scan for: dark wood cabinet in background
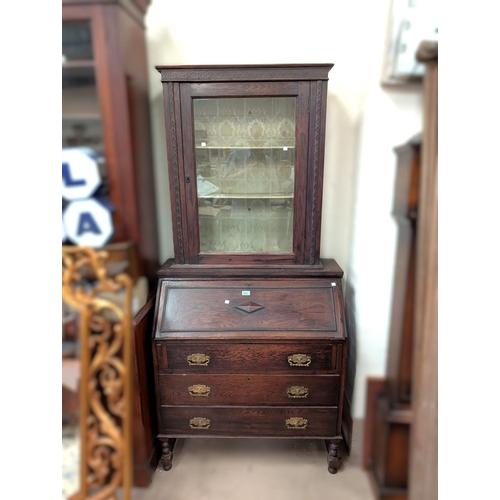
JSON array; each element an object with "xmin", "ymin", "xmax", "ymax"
[
  {"xmin": 62, "ymin": 0, "xmax": 159, "ymax": 283},
  {"xmin": 364, "ymin": 42, "xmax": 438, "ymax": 499},
  {"xmin": 363, "ymin": 134, "xmax": 421, "ymax": 500},
  {"xmin": 62, "ymin": 0, "xmax": 160, "ymax": 487},
  {"xmin": 147, "ymin": 64, "xmax": 353, "ymax": 474}
]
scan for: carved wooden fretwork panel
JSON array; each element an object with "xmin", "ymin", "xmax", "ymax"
[{"xmin": 62, "ymin": 246, "xmax": 133, "ymax": 500}]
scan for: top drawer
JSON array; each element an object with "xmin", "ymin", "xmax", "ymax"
[
  {"xmin": 155, "ymin": 341, "xmax": 342, "ymax": 374},
  {"xmin": 154, "ymin": 279, "xmax": 342, "ymax": 340}
]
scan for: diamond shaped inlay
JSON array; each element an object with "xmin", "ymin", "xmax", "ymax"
[{"xmin": 234, "ymin": 301, "xmax": 265, "ymax": 314}]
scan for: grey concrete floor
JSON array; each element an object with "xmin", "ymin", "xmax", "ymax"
[{"xmin": 132, "ymin": 424, "xmax": 375, "ymax": 500}]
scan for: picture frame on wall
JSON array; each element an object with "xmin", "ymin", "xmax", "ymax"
[{"xmin": 381, "ymin": 0, "xmax": 438, "ymax": 85}]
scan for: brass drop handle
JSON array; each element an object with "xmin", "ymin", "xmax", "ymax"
[
  {"xmin": 188, "ymin": 384, "xmax": 211, "ymax": 397},
  {"xmin": 285, "ymin": 417, "xmax": 308, "ymax": 429},
  {"xmin": 187, "ymin": 353, "xmax": 210, "ymax": 366},
  {"xmin": 287, "ymin": 386, "xmax": 309, "ymax": 398},
  {"xmin": 288, "ymin": 354, "xmax": 311, "ymax": 367},
  {"xmin": 189, "ymin": 417, "xmax": 211, "ymax": 429}
]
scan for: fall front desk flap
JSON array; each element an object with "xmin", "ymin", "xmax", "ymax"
[{"xmin": 154, "ymin": 280, "xmax": 343, "ymax": 338}]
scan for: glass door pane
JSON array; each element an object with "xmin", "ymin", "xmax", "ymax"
[
  {"xmin": 62, "ymin": 21, "xmax": 93, "ymax": 61},
  {"xmin": 62, "ymin": 66, "xmax": 104, "ymax": 156},
  {"xmin": 194, "ymin": 97, "xmax": 295, "ymax": 253},
  {"xmin": 62, "ymin": 21, "xmax": 107, "ymax": 194}
]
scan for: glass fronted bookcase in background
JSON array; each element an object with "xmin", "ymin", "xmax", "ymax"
[
  {"xmin": 62, "ymin": 0, "xmax": 160, "ymax": 490},
  {"xmin": 61, "ymin": 4, "xmax": 159, "ymax": 284},
  {"xmin": 62, "ymin": 20, "xmax": 107, "ymax": 186}
]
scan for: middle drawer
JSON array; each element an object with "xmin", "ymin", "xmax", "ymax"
[
  {"xmin": 158, "ymin": 374, "xmax": 340, "ymax": 406},
  {"xmin": 156, "ymin": 342, "xmax": 337, "ymax": 373}
]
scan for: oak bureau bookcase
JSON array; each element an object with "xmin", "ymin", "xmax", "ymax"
[{"xmin": 148, "ymin": 64, "xmax": 352, "ymax": 473}]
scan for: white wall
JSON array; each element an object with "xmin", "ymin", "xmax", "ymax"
[{"xmin": 144, "ymin": 0, "xmax": 423, "ymax": 418}]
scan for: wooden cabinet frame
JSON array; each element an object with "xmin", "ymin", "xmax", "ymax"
[{"xmin": 157, "ymin": 64, "xmax": 331, "ymax": 265}]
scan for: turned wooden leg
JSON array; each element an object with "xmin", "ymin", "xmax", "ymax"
[
  {"xmin": 160, "ymin": 438, "xmax": 174, "ymax": 471},
  {"xmin": 326, "ymin": 439, "xmax": 341, "ymax": 474}
]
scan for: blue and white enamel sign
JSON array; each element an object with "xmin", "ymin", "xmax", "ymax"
[
  {"xmin": 62, "ymin": 147, "xmax": 102, "ymax": 201},
  {"xmin": 63, "ymin": 198, "xmax": 113, "ymax": 248}
]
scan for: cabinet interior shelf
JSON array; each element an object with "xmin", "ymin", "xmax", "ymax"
[
  {"xmin": 63, "ymin": 114, "xmax": 102, "ymax": 120},
  {"xmin": 196, "ymin": 146, "xmax": 295, "ymax": 150},
  {"xmin": 62, "ymin": 60, "xmax": 95, "ymax": 68},
  {"xmin": 199, "ymin": 193, "xmax": 293, "ymax": 199}
]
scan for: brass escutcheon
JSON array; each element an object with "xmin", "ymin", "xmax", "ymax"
[
  {"xmin": 187, "ymin": 353, "xmax": 210, "ymax": 366},
  {"xmin": 287, "ymin": 386, "xmax": 309, "ymax": 398},
  {"xmin": 285, "ymin": 417, "xmax": 308, "ymax": 429},
  {"xmin": 288, "ymin": 354, "xmax": 311, "ymax": 367},
  {"xmin": 188, "ymin": 384, "xmax": 211, "ymax": 397},
  {"xmin": 189, "ymin": 417, "xmax": 211, "ymax": 429}
]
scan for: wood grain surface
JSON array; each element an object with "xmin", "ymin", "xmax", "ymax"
[
  {"xmin": 159, "ymin": 406, "xmax": 338, "ymax": 437},
  {"xmin": 158, "ymin": 374, "xmax": 340, "ymax": 406},
  {"xmin": 156, "ymin": 342, "xmax": 338, "ymax": 374}
]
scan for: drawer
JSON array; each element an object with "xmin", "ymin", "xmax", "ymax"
[
  {"xmin": 159, "ymin": 406, "xmax": 338, "ymax": 437},
  {"xmin": 156, "ymin": 342, "xmax": 340, "ymax": 373},
  {"xmin": 158, "ymin": 374, "xmax": 340, "ymax": 406}
]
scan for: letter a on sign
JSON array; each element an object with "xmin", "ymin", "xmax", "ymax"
[
  {"xmin": 77, "ymin": 212, "xmax": 102, "ymax": 236},
  {"xmin": 63, "ymin": 198, "xmax": 113, "ymax": 247}
]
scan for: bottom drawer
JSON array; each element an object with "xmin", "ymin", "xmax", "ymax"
[{"xmin": 159, "ymin": 406, "xmax": 338, "ymax": 437}]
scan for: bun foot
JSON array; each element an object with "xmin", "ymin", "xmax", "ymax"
[
  {"xmin": 326, "ymin": 439, "xmax": 341, "ymax": 474},
  {"xmin": 160, "ymin": 438, "xmax": 175, "ymax": 471}
]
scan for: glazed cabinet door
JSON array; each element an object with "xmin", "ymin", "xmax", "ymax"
[
  {"xmin": 163, "ymin": 80, "xmax": 316, "ymax": 265},
  {"xmin": 181, "ymin": 82, "xmax": 310, "ymax": 265},
  {"xmin": 159, "ymin": 65, "xmax": 332, "ymax": 266}
]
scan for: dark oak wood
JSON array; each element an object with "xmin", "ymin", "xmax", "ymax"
[
  {"xmin": 326, "ymin": 439, "xmax": 342, "ymax": 474},
  {"xmin": 157, "ymin": 64, "xmax": 334, "ymax": 82},
  {"xmin": 341, "ymin": 394, "xmax": 353, "ymax": 454},
  {"xmin": 408, "ymin": 44, "xmax": 438, "ymax": 500},
  {"xmin": 189, "ymin": 82, "xmax": 301, "ymax": 96},
  {"xmin": 151, "ymin": 65, "xmax": 351, "ymax": 474},
  {"xmin": 177, "ymin": 81, "xmax": 311, "ymax": 265},
  {"xmin": 156, "ymin": 281, "xmax": 338, "ymax": 333},
  {"xmin": 363, "ymin": 377, "xmax": 387, "ymax": 470},
  {"xmin": 386, "ymin": 136, "xmax": 420, "ymax": 405},
  {"xmin": 132, "ymin": 292, "xmax": 160, "ymax": 485},
  {"xmin": 159, "ymin": 438, "xmax": 176, "ymax": 471},
  {"xmin": 158, "ymin": 374, "xmax": 341, "ymax": 406},
  {"xmin": 158, "ymin": 257, "xmax": 344, "ymax": 278},
  {"xmin": 156, "ymin": 341, "xmax": 339, "ymax": 373},
  {"xmin": 364, "ymin": 134, "xmax": 421, "ymax": 499},
  {"xmin": 157, "ymin": 64, "xmax": 333, "ymax": 265},
  {"xmin": 369, "ymin": 393, "xmax": 411, "ymax": 493},
  {"xmin": 159, "ymin": 406, "xmax": 338, "ymax": 437}
]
